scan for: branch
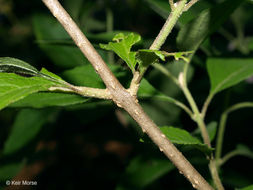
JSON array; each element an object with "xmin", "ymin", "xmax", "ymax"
[
  {"xmin": 180, "ymin": 63, "xmax": 224, "ymax": 190},
  {"xmin": 215, "ymin": 102, "xmax": 253, "ymax": 162},
  {"xmin": 129, "ymin": 0, "xmax": 187, "ymax": 95},
  {"xmin": 219, "ymin": 149, "xmax": 253, "ymax": 167},
  {"xmin": 49, "ymin": 86, "xmax": 112, "ymax": 99},
  {"xmin": 169, "ymin": 0, "xmax": 175, "ymax": 11},
  {"xmin": 150, "ymin": 0, "xmax": 187, "ymax": 51},
  {"xmin": 184, "ymin": 0, "xmax": 199, "ymax": 12},
  {"xmin": 201, "ymin": 93, "xmax": 214, "ymax": 119},
  {"xmin": 42, "ymin": 0, "xmax": 214, "ymax": 189}
]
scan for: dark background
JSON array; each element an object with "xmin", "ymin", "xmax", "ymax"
[{"xmin": 0, "ymin": 0, "xmax": 253, "ymax": 189}]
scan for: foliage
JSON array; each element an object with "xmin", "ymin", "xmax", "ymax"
[{"xmin": 0, "ymin": 0, "xmax": 253, "ymax": 189}]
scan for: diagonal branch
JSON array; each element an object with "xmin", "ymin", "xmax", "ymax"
[{"xmin": 42, "ymin": 0, "xmax": 214, "ymax": 189}]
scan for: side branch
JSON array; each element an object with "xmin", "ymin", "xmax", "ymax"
[{"xmin": 49, "ymin": 85, "xmax": 112, "ymax": 99}]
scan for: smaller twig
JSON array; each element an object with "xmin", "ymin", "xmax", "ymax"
[
  {"xmin": 219, "ymin": 149, "xmax": 253, "ymax": 167},
  {"xmin": 215, "ymin": 102, "xmax": 253, "ymax": 162},
  {"xmin": 129, "ymin": 0, "xmax": 187, "ymax": 96},
  {"xmin": 49, "ymin": 85, "xmax": 112, "ymax": 99},
  {"xmin": 179, "ymin": 63, "xmax": 224, "ymax": 190},
  {"xmin": 209, "ymin": 159, "xmax": 225, "ymax": 190},
  {"xmin": 150, "ymin": 0, "xmax": 187, "ymax": 50},
  {"xmin": 129, "ymin": 71, "xmax": 141, "ymax": 96},
  {"xmin": 184, "ymin": 0, "xmax": 199, "ymax": 12},
  {"xmin": 201, "ymin": 93, "xmax": 214, "ymax": 119},
  {"xmin": 169, "ymin": 0, "xmax": 175, "ymax": 11}
]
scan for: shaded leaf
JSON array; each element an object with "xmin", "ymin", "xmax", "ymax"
[
  {"xmin": 0, "ymin": 57, "xmax": 38, "ymax": 76},
  {"xmin": 116, "ymin": 156, "xmax": 174, "ymax": 189},
  {"xmin": 177, "ymin": 0, "xmax": 246, "ymax": 51},
  {"xmin": 33, "ymin": 14, "xmax": 89, "ymax": 69},
  {"xmin": 207, "ymin": 58, "xmax": 253, "ymax": 95},
  {"xmin": 0, "ymin": 162, "xmax": 25, "ymax": 181},
  {"xmin": 237, "ymin": 185, "xmax": 253, "ymax": 190},
  {"xmin": 62, "ymin": 64, "xmax": 127, "ymax": 88},
  {"xmin": 100, "ymin": 33, "xmax": 141, "ymax": 72},
  {"xmin": 62, "ymin": 65, "xmax": 105, "ymax": 88},
  {"xmin": 136, "ymin": 49, "xmax": 165, "ymax": 70},
  {"xmin": 234, "ymin": 144, "xmax": 253, "ymax": 159},
  {"xmin": 3, "ymin": 109, "xmax": 57, "ymax": 155}
]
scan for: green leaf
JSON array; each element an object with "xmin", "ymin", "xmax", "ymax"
[
  {"xmin": 0, "ymin": 57, "xmax": 67, "ymax": 85},
  {"xmin": 0, "ymin": 57, "xmax": 70, "ymax": 110},
  {"xmin": 161, "ymin": 126, "xmax": 201, "ymax": 144},
  {"xmin": 207, "ymin": 122, "xmax": 218, "ymax": 142},
  {"xmin": 0, "ymin": 73, "xmax": 61, "ymax": 111},
  {"xmin": 62, "ymin": 65, "xmax": 105, "ymax": 88},
  {"xmin": 62, "ymin": 64, "xmax": 127, "ymax": 88},
  {"xmin": 33, "ymin": 14, "xmax": 89, "ymax": 69},
  {"xmin": 40, "ymin": 68, "xmax": 64, "ymax": 81},
  {"xmin": 177, "ymin": 0, "xmax": 246, "ymax": 51},
  {"xmin": 100, "ymin": 33, "xmax": 141, "ymax": 72},
  {"xmin": 0, "ymin": 57, "xmax": 39, "ymax": 76},
  {"xmin": 3, "ymin": 109, "xmax": 56, "ymax": 155},
  {"xmin": 234, "ymin": 144, "xmax": 253, "ymax": 159},
  {"xmin": 207, "ymin": 58, "xmax": 253, "ymax": 95},
  {"xmin": 160, "ymin": 126, "xmax": 213, "ymax": 154},
  {"xmin": 39, "ymin": 67, "xmax": 68, "ymax": 85},
  {"xmin": 9, "ymin": 92, "xmax": 89, "ymax": 108},
  {"xmin": 0, "ymin": 162, "xmax": 25, "ymax": 181},
  {"xmin": 116, "ymin": 156, "xmax": 174, "ymax": 189},
  {"xmin": 237, "ymin": 185, "xmax": 253, "ymax": 190},
  {"xmin": 136, "ymin": 49, "xmax": 165, "ymax": 69}
]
